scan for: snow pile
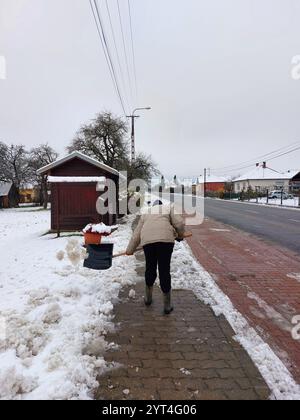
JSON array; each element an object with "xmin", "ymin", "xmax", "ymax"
[
  {"xmin": 64, "ymin": 239, "xmax": 87, "ymax": 266},
  {"xmin": 230, "ymin": 197, "xmax": 300, "ymax": 209},
  {"xmin": 0, "ymin": 357, "xmax": 38, "ymax": 400},
  {"xmin": 83, "ymin": 223, "xmax": 119, "ymax": 235},
  {"xmin": 0, "ymin": 209, "xmax": 137, "ymax": 400},
  {"xmin": 171, "ymin": 241, "xmax": 300, "ymax": 400},
  {"xmin": 249, "ymin": 197, "xmax": 300, "ymax": 208},
  {"xmin": 180, "ymin": 368, "xmax": 192, "ymax": 376},
  {"xmin": 128, "ymin": 290, "xmax": 136, "ymax": 299},
  {"xmin": 287, "ymin": 273, "xmax": 300, "ymax": 283},
  {"xmin": 48, "ymin": 177, "xmax": 106, "ymax": 184}
]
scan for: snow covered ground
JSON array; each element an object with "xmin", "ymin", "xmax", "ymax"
[
  {"xmin": 1, "ymin": 207, "xmax": 300, "ymax": 400},
  {"xmin": 242, "ymin": 197, "xmax": 300, "ymax": 208},
  {"xmin": 0, "ymin": 208, "xmax": 137, "ymax": 400}
]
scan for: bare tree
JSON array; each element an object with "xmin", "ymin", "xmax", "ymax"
[
  {"xmin": 125, "ymin": 152, "xmax": 159, "ymax": 183},
  {"xmin": 0, "ymin": 142, "xmax": 31, "ymax": 202},
  {"xmin": 68, "ymin": 112, "xmax": 158, "ymax": 183},
  {"xmin": 68, "ymin": 112, "xmax": 129, "ymax": 170},
  {"xmin": 28, "ymin": 144, "xmax": 58, "ymax": 209}
]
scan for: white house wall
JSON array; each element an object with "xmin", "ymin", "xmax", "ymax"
[{"xmin": 234, "ymin": 179, "xmax": 290, "ymax": 193}]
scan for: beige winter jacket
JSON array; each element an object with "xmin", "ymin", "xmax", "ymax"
[{"xmin": 126, "ymin": 204, "xmax": 185, "ymax": 255}]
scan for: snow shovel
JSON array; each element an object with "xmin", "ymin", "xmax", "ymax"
[
  {"xmin": 84, "ymin": 232, "xmax": 193, "ymax": 270},
  {"xmin": 113, "ymin": 232, "xmax": 193, "ymax": 259},
  {"xmin": 84, "ymin": 243, "xmax": 114, "ymax": 271}
]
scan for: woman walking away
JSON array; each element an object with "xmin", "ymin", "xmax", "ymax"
[{"xmin": 126, "ymin": 200, "xmax": 185, "ymax": 315}]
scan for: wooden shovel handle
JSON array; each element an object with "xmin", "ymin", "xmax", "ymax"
[
  {"xmin": 113, "ymin": 250, "xmax": 137, "ymax": 258},
  {"xmin": 113, "ymin": 252, "xmax": 126, "ymax": 258},
  {"xmin": 113, "ymin": 232, "xmax": 193, "ymax": 259},
  {"xmin": 182, "ymin": 232, "xmax": 193, "ymax": 239}
]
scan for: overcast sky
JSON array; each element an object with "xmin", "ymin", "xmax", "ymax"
[{"xmin": 0, "ymin": 0, "xmax": 300, "ymax": 178}]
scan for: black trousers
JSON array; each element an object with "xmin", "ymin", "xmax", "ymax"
[{"xmin": 143, "ymin": 242, "xmax": 174, "ymax": 294}]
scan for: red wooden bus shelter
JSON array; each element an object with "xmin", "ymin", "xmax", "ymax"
[{"xmin": 37, "ymin": 151, "xmax": 122, "ymax": 233}]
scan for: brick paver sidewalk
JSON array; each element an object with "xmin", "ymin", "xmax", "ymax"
[
  {"xmin": 187, "ymin": 218, "xmax": 300, "ymax": 382},
  {"xmin": 96, "ymin": 260, "xmax": 269, "ymax": 400}
]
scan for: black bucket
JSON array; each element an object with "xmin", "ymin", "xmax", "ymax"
[{"xmin": 84, "ymin": 244, "xmax": 114, "ymax": 271}]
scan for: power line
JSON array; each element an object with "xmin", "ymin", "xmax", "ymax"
[
  {"xmin": 105, "ymin": 0, "xmax": 131, "ymax": 112},
  {"xmin": 117, "ymin": 0, "xmax": 134, "ymax": 106},
  {"xmin": 212, "ymin": 140, "xmax": 300, "ymax": 173},
  {"xmin": 94, "ymin": 0, "xmax": 128, "ymax": 114},
  {"xmin": 267, "ymin": 145, "xmax": 300, "ymax": 162},
  {"xmin": 213, "ymin": 140, "xmax": 300, "ymax": 172},
  {"xmin": 89, "ymin": 0, "xmax": 113, "ymax": 84},
  {"xmin": 89, "ymin": 0, "xmax": 127, "ymax": 115},
  {"xmin": 127, "ymin": 0, "xmax": 138, "ymax": 102},
  {"xmin": 213, "ymin": 163, "xmax": 262, "ymax": 176},
  {"xmin": 213, "ymin": 145, "xmax": 300, "ymax": 176}
]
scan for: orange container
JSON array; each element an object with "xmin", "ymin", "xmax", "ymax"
[{"xmin": 84, "ymin": 232, "xmax": 102, "ymax": 245}]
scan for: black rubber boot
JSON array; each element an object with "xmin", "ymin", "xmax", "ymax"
[
  {"xmin": 144, "ymin": 286, "xmax": 153, "ymax": 306},
  {"xmin": 163, "ymin": 292, "xmax": 174, "ymax": 315}
]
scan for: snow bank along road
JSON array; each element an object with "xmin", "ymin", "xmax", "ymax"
[
  {"xmin": 1, "ymin": 208, "xmax": 300, "ymax": 400},
  {"xmin": 204, "ymin": 198, "xmax": 300, "ymax": 253}
]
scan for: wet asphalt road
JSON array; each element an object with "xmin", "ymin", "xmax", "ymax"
[{"xmin": 204, "ymin": 199, "xmax": 300, "ymax": 253}]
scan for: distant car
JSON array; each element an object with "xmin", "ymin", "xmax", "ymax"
[{"xmin": 268, "ymin": 190, "xmax": 289, "ymax": 200}]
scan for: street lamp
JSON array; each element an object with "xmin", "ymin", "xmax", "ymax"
[{"xmin": 127, "ymin": 107, "xmax": 151, "ymax": 163}]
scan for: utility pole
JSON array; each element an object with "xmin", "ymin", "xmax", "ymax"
[
  {"xmin": 129, "ymin": 115, "xmax": 139, "ymax": 163},
  {"xmin": 127, "ymin": 107, "xmax": 151, "ymax": 163},
  {"xmin": 204, "ymin": 168, "xmax": 207, "ymax": 198}
]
